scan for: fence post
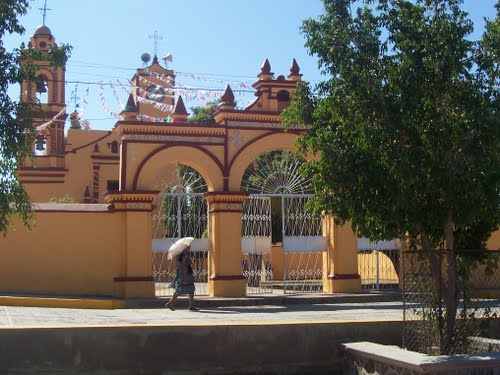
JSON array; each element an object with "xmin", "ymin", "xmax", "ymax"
[
  {"xmin": 282, "ymin": 196, "xmax": 287, "ymax": 294},
  {"xmin": 402, "ymin": 251, "xmax": 407, "ymax": 348},
  {"xmin": 376, "ymin": 249, "xmax": 380, "ymax": 290}
]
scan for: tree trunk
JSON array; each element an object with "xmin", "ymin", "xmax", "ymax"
[{"xmin": 442, "ymin": 218, "xmax": 458, "ymax": 354}]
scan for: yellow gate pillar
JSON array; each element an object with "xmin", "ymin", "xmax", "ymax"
[
  {"xmin": 323, "ymin": 216, "xmax": 362, "ymax": 293},
  {"xmin": 204, "ymin": 192, "xmax": 248, "ymax": 297},
  {"xmin": 105, "ymin": 192, "xmax": 157, "ymax": 298}
]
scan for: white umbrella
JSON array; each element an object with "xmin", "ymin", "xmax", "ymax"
[{"xmin": 167, "ymin": 237, "xmax": 194, "ymax": 260}]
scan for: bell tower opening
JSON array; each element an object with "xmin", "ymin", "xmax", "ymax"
[{"xmin": 35, "ymin": 74, "xmax": 49, "ymax": 104}]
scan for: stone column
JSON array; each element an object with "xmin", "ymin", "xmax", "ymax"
[
  {"xmin": 204, "ymin": 192, "xmax": 249, "ymax": 297},
  {"xmin": 105, "ymin": 191, "xmax": 157, "ymax": 298},
  {"xmin": 323, "ymin": 216, "xmax": 362, "ymax": 293}
]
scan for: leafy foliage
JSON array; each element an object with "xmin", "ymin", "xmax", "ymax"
[
  {"xmin": 0, "ymin": 0, "xmax": 72, "ymax": 236},
  {"xmin": 282, "ymin": 0, "xmax": 499, "ymax": 251},
  {"xmin": 188, "ymin": 100, "xmax": 220, "ymax": 124},
  {"xmin": 282, "ymin": 0, "xmax": 500, "ymax": 354}
]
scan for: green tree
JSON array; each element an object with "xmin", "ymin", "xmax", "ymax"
[
  {"xmin": 282, "ymin": 0, "xmax": 499, "ymax": 354},
  {"xmin": 188, "ymin": 100, "xmax": 220, "ymax": 124},
  {"xmin": 0, "ymin": 0, "xmax": 72, "ymax": 236}
]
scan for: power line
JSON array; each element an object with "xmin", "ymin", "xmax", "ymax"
[
  {"xmin": 68, "ymin": 60, "xmax": 256, "ymax": 79},
  {"xmin": 44, "ymin": 78, "xmax": 255, "ymax": 93}
]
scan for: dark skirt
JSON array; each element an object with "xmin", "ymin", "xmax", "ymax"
[{"xmin": 172, "ymin": 253, "xmax": 195, "ymax": 295}]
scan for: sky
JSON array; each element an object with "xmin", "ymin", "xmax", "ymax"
[{"xmin": 4, "ymin": 0, "xmax": 498, "ymax": 131}]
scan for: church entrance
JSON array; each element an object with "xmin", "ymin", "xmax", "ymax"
[
  {"xmin": 241, "ymin": 151, "xmax": 327, "ymax": 294},
  {"xmin": 151, "ymin": 165, "xmax": 210, "ymax": 297}
]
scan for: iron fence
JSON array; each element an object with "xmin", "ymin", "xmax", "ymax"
[
  {"xmin": 402, "ymin": 250, "xmax": 500, "ymax": 355},
  {"xmin": 357, "ymin": 249, "xmax": 400, "ymax": 290}
]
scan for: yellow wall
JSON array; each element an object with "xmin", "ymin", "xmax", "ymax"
[
  {"xmin": 0, "ymin": 206, "xmax": 128, "ymax": 297},
  {"xmin": 23, "ymin": 129, "xmax": 121, "ymax": 203},
  {"xmin": 487, "ymin": 229, "xmax": 500, "ymax": 250}
]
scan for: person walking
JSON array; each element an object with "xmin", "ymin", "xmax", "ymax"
[{"xmin": 165, "ymin": 246, "xmax": 199, "ymax": 311}]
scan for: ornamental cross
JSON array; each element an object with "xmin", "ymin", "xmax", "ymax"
[
  {"xmin": 39, "ymin": 0, "xmax": 52, "ymax": 25},
  {"xmin": 148, "ymin": 30, "xmax": 163, "ymax": 57},
  {"xmin": 70, "ymin": 86, "xmax": 80, "ymax": 109}
]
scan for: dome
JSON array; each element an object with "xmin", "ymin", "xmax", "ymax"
[{"xmin": 34, "ymin": 25, "xmax": 52, "ymax": 36}]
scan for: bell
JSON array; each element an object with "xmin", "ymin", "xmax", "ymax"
[
  {"xmin": 36, "ymin": 80, "xmax": 47, "ymax": 93},
  {"xmin": 35, "ymin": 136, "xmax": 45, "ymax": 151}
]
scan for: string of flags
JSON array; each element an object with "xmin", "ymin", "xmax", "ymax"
[
  {"xmin": 48, "ymin": 72, "xmax": 255, "ymax": 127},
  {"xmin": 36, "ymin": 107, "xmax": 66, "ymax": 135},
  {"xmin": 144, "ymin": 68, "xmax": 252, "ymax": 89}
]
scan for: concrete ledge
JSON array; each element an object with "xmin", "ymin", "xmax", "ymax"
[
  {"xmin": 0, "ymin": 296, "xmax": 126, "ymax": 309},
  {"xmin": 0, "ymin": 321, "xmax": 403, "ymax": 374},
  {"xmin": 33, "ymin": 203, "xmax": 111, "ymax": 212},
  {"xmin": 342, "ymin": 341, "xmax": 500, "ymax": 374}
]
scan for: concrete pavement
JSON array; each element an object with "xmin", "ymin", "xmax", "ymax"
[{"xmin": 0, "ymin": 299, "xmax": 403, "ymax": 327}]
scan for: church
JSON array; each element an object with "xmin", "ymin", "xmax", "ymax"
[
  {"xmin": 1, "ymin": 24, "xmax": 498, "ymax": 301},
  {"xmin": 0, "ymin": 23, "xmax": 371, "ymax": 300}
]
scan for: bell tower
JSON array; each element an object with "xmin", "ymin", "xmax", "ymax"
[
  {"xmin": 132, "ymin": 54, "xmax": 175, "ymax": 121},
  {"xmin": 21, "ymin": 24, "xmax": 67, "ymax": 168}
]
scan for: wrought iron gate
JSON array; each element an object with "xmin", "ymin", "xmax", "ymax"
[
  {"xmin": 242, "ymin": 197, "xmax": 274, "ymax": 294},
  {"xmin": 152, "ymin": 192, "xmax": 209, "ymax": 296},
  {"xmin": 242, "ymin": 194, "xmax": 327, "ymax": 294}
]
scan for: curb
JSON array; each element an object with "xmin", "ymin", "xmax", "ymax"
[
  {"xmin": 0, "ymin": 292, "xmax": 401, "ymax": 310},
  {"xmin": 0, "ymin": 296, "xmax": 126, "ymax": 309},
  {"xmin": 128, "ymin": 292, "xmax": 402, "ymax": 309}
]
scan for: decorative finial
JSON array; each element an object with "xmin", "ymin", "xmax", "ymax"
[
  {"xmin": 258, "ymin": 58, "xmax": 274, "ymax": 80},
  {"xmin": 38, "ymin": 0, "xmax": 51, "ymax": 26},
  {"xmin": 261, "ymin": 58, "xmax": 272, "ymax": 74},
  {"xmin": 290, "ymin": 58, "xmax": 300, "ymax": 75},
  {"xmin": 123, "ymin": 94, "xmax": 138, "ymax": 113},
  {"xmin": 221, "ymin": 85, "xmax": 235, "ymax": 104},
  {"xmin": 173, "ymin": 96, "xmax": 188, "ymax": 115},
  {"xmin": 171, "ymin": 96, "xmax": 189, "ymax": 122},
  {"xmin": 69, "ymin": 110, "xmax": 81, "ymax": 130},
  {"xmin": 148, "ymin": 30, "xmax": 164, "ymax": 58}
]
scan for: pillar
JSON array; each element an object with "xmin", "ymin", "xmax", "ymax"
[
  {"xmin": 204, "ymin": 192, "xmax": 248, "ymax": 297},
  {"xmin": 323, "ymin": 216, "xmax": 362, "ymax": 293},
  {"xmin": 105, "ymin": 191, "xmax": 157, "ymax": 298}
]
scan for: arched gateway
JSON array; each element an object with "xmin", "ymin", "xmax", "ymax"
[
  {"xmin": 4, "ymin": 26, "xmax": 361, "ymax": 298},
  {"xmin": 106, "ymin": 60, "xmax": 361, "ymax": 297}
]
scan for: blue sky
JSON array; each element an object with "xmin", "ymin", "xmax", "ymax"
[{"xmin": 4, "ymin": 0, "xmax": 498, "ymax": 130}]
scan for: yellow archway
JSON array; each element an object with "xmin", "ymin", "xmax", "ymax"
[
  {"xmin": 132, "ymin": 145, "xmax": 224, "ymax": 192},
  {"xmin": 228, "ymin": 132, "xmax": 299, "ymax": 191}
]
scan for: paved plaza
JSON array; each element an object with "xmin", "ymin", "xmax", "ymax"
[{"xmin": 0, "ymin": 300, "xmax": 403, "ymax": 327}]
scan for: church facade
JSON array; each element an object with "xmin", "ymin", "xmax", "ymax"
[{"xmin": 2, "ymin": 25, "xmax": 497, "ymax": 300}]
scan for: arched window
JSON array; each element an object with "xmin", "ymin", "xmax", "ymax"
[
  {"xmin": 35, "ymin": 75, "xmax": 49, "ymax": 103},
  {"xmin": 110, "ymin": 141, "xmax": 119, "ymax": 154},
  {"xmin": 277, "ymin": 90, "xmax": 290, "ymax": 112}
]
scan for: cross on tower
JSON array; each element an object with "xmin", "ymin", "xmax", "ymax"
[
  {"xmin": 38, "ymin": 0, "xmax": 51, "ymax": 25},
  {"xmin": 148, "ymin": 30, "xmax": 163, "ymax": 57},
  {"xmin": 70, "ymin": 86, "xmax": 80, "ymax": 110}
]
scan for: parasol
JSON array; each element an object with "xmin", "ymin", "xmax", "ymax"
[{"xmin": 167, "ymin": 237, "xmax": 195, "ymax": 260}]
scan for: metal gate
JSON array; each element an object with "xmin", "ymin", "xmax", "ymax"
[
  {"xmin": 242, "ymin": 194, "xmax": 327, "ymax": 294},
  {"xmin": 357, "ymin": 238, "xmax": 400, "ymax": 290},
  {"xmin": 152, "ymin": 192, "xmax": 209, "ymax": 296}
]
